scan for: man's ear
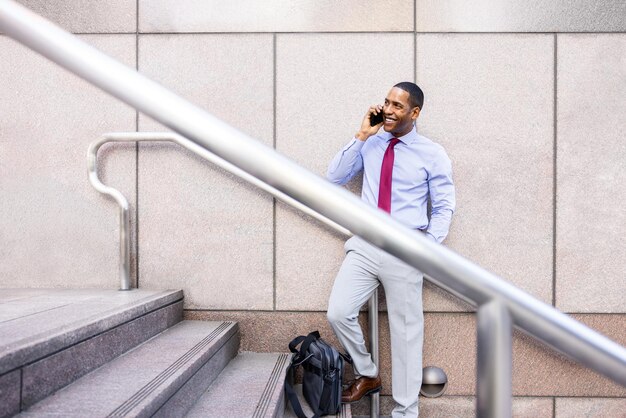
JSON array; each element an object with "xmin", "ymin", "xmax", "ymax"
[{"xmin": 412, "ymin": 107, "xmax": 421, "ymax": 121}]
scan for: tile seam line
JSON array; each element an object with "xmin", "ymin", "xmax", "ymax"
[
  {"xmin": 135, "ymin": 0, "xmax": 140, "ymax": 288},
  {"xmin": 413, "ymin": 31, "xmax": 417, "ymax": 82},
  {"xmin": 185, "ymin": 308, "xmax": 462, "ymax": 315},
  {"xmin": 183, "ymin": 309, "xmax": 626, "ymax": 315},
  {"xmin": 413, "ymin": 0, "xmax": 417, "ymax": 33},
  {"xmin": 366, "ymin": 394, "xmax": 621, "ymax": 399},
  {"xmin": 552, "ymin": 33, "xmax": 557, "ymax": 308},
  {"xmin": 48, "ymin": 31, "xmax": 626, "ymax": 35},
  {"xmin": 0, "ymin": 304, "xmax": 71, "ymax": 325},
  {"xmin": 386, "ymin": 393, "xmax": 626, "ymax": 399},
  {"xmin": 0, "ymin": 299, "xmax": 183, "ymax": 376},
  {"xmin": 135, "ymin": 31, "xmax": 415, "ymax": 35},
  {"xmin": 413, "ymin": 0, "xmax": 417, "ymax": 83},
  {"xmin": 409, "ymin": 31, "xmax": 626, "ymax": 34},
  {"xmin": 552, "ymin": 395, "xmax": 626, "ymax": 399},
  {"xmin": 272, "ymin": 32, "xmax": 277, "ymax": 312}
]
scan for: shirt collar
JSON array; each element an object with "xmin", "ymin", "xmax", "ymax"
[{"xmin": 382, "ymin": 124, "xmax": 418, "ymax": 145}]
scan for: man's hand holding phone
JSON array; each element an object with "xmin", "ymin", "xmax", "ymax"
[{"xmin": 356, "ymin": 105, "xmax": 384, "ymax": 141}]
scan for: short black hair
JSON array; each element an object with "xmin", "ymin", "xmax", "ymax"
[{"xmin": 394, "ymin": 82, "xmax": 424, "ymax": 110}]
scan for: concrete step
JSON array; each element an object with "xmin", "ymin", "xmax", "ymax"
[
  {"xmin": 185, "ymin": 352, "xmax": 290, "ymax": 418},
  {"xmin": 16, "ymin": 320, "xmax": 238, "ymax": 418},
  {"xmin": 284, "ymin": 384, "xmax": 351, "ymax": 418},
  {"xmin": 0, "ymin": 288, "xmax": 183, "ymax": 416}
]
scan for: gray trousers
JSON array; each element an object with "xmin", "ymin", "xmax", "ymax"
[{"xmin": 327, "ymin": 236, "xmax": 424, "ymax": 418}]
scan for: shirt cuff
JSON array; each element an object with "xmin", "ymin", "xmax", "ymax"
[{"xmin": 425, "ymin": 231, "xmax": 439, "ymax": 243}]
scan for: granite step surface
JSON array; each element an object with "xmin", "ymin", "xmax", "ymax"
[
  {"xmin": 0, "ymin": 288, "xmax": 184, "ymax": 416},
  {"xmin": 17, "ymin": 320, "xmax": 239, "ymax": 418},
  {"xmin": 284, "ymin": 384, "xmax": 352, "ymax": 418},
  {"xmin": 185, "ymin": 352, "xmax": 291, "ymax": 418}
]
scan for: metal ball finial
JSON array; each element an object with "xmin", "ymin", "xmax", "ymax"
[{"xmin": 420, "ymin": 366, "xmax": 448, "ymax": 398}]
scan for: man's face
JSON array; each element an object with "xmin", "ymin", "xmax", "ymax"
[{"xmin": 382, "ymin": 87, "xmax": 420, "ymax": 137}]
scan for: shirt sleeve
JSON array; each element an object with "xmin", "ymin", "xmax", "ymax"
[
  {"xmin": 326, "ymin": 138, "xmax": 365, "ymax": 185},
  {"xmin": 426, "ymin": 149, "xmax": 455, "ymax": 243}
]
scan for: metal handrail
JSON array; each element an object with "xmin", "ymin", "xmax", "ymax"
[
  {"xmin": 87, "ymin": 132, "xmax": 350, "ymax": 290},
  {"xmin": 1, "ymin": 1, "xmax": 624, "ymax": 416},
  {"xmin": 88, "ymin": 132, "xmax": 381, "ymax": 415}
]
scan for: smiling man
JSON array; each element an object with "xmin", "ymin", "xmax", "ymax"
[{"xmin": 326, "ymin": 82, "xmax": 455, "ymax": 418}]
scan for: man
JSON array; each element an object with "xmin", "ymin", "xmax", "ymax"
[{"xmin": 326, "ymin": 82, "xmax": 455, "ymax": 417}]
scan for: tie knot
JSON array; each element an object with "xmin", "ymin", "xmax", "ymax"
[{"xmin": 389, "ymin": 138, "xmax": 400, "ymax": 147}]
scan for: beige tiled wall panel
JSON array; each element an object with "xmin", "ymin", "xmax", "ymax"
[
  {"xmin": 186, "ymin": 310, "xmax": 626, "ymax": 397},
  {"xmin": 556, "ymin": 34, "xmax": 626, "ymax": 313},
  {"xmin": 137, "ymin": 34, "xmax": 274, "ymax": 310},
  {"xmin": 420, "ymin": 396, "xmax": 553, "ymax": 418},
  {"xmin": 415, "ymin": 0, "xmax": 626, "ymax": 33},
  {"xmin": 422, "ymin": 313, "xmax": 626, "ymax": 397},
  {"xmin": 416, "ymin": 34, "xmax": 555, "ymax": 310},
  {"xmin": 556, "ymin": 397, "xmax": 626, "ymax": 418},
  {"xmin": 140, "ymin": 0, "xmax": 413, "ymax": 33},
  {"xmin": 14, "ymin": 0, "xmax": 136, "ymax": 33},
  {"xmin": 0, "ymin": 35, "xmax": 137, "ymax": 288},
  {"xmin": 274, "ymin": 33, "xmax": 414, "ymax": 311},
  {"xmin": 353, "ymin": 395, "xmax": 553, "ymax": 417}
]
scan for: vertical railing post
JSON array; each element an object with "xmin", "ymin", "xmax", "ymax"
[
  {"xmin": 368, "ymin": 290, "xmax": 379, "ymax": 418},
  {"xmin": 87, "ymin": 140, "xmax": 132, "ymax": 290},
  {"xmin": 118, "ymin": 201, "xmax": 131, "ymax": 290},
  {"xmin": 476, "ymin": 300, "xmax": 512, "ymax": 418}
]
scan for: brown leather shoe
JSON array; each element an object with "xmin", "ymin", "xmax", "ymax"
[{"xmin": 341, "ymin": 376, "xmax": 382, "ymax": 403}]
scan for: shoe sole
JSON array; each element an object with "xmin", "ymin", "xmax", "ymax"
[{"xmin": 341, "ymin": 385, "xmax": 382, "ymax": 404}]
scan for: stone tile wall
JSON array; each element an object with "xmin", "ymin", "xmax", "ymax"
[
  {"xmin": 1, "ymin": 1, "xmax": 624, "ymax": 415},
  {"xmin": 0, "ymin": 34, "xmax": 137, "ymax": 288}
]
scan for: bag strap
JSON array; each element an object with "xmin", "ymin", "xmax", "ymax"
[
  {"xmin": 288, "ymin": 335, "xmax": 306, "ymax": 353},
  {"xmin": 289, "ymin": 331, "xmax": 319, "ymax": 354},
  {"xmin": 284, "ymin": 372, "xmax": 321, "ymax": 418},
  {"xmin": 340, "ymin": 351, "xmax": 353, "ymax": 364},
  {"xmin": 284, "ymin": 331, "xmax": 323, "ymax": 418},
  {"xmin": 290, "ymin": 332, "xmax": 351, "ymax": 365},
  {"xmin": 288, "ymin": 331, "xmax": 320, "ymax": 365}
]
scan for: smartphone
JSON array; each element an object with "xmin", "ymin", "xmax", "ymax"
[{"xmin": 369, "ymin": 109, "xmax": 384, "ymax": 126}]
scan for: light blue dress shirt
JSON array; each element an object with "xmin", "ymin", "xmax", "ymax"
[{"xmin": 327, "ymin": 126, "xmax": 455, "ymax": 243}]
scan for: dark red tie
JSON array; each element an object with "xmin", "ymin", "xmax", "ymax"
[{"xmin": 378, "ymin": 138, "xmax": 400, "ymax": 213}]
